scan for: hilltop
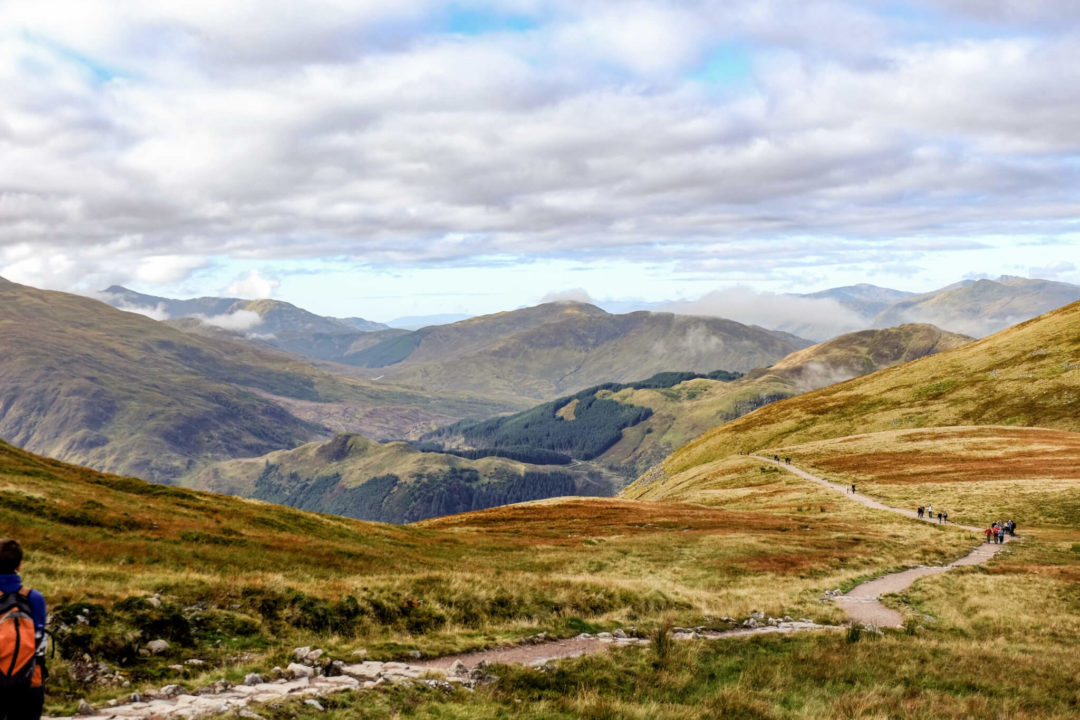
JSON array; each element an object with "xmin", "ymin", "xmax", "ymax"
[
  {"xmin": 0, "ymin": 278, "xmax": 510, "ymax": 483},
  {"xmin": 101, "ymin": 286, "xmax": 397, "ymax": 363},
  {"xmin": 348, "ymin": 302, "xmax": 810, "ymax": 403},
  {"xmin": 873, "ymin": 276, "xmax": 1080, "ymax": 337}
]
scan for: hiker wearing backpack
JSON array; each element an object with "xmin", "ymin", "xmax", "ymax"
[{"xmin": 1, "ymin": 539, "xmax": 47, "ymax": 720}]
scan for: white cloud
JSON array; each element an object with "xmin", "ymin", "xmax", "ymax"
[
  {"xmin": 540, "ymin": 288, "xmax": 594, "ymax": 304},
  {"xmin": 226, "ymin": 270, "xmax": 278, "ymax": 299},
  {"xmin": 660, "ymin": 287, "xmax": 868, "ymax": 341},
  {"xmin": 0, "ymin": 1, "xmax": 1078, "ymax": 301},
  {"xmin": 194, "ymin": 309, "xmax": 263, "ymax": 331}
]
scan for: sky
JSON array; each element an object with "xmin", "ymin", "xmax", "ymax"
[{"xmin": 2, "ymin": 0, "xmax": 1079, "ymax": 322}]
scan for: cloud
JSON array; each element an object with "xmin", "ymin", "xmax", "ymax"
[
  {"xmin": 111, "ymin": 300, "xmax": 170, "ymax": 321},
  {"xmin": 226, "ymin": 270, "xmax": 278, "ymax": 299},
  {"xmin": 540, "ymin": 288, "xmax": 594, "ymax": 304},
  {"xmin": 1027, "ymin": 261, "xmax": 1076, "ymax": 280},
  {"xmin": 660, "ymin": 287, "xmax": 869, "ymax": 341},
  {"xmin": 194, "ymin": 309, "xmax": 263, "ymax": 332},
  {"xmin": 0, "ymin": 1, "xmax": 1079, "ymax": 296}
]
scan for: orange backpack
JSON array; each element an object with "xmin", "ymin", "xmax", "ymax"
[{"xmin": 0, "ymin": 587, "xmax": 38, "ymax": 687}]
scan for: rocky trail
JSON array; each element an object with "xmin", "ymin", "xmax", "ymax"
[
  {"xmin": 752, "ymin": 454, "xmax": 1010, "ymax": 627},
  {"xmin": 48, "ymin": 457, "xmax": 1010, "ymax": 720}
]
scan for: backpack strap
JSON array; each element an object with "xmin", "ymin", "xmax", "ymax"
[{"xmin": 17, "ymin": 588, "xmax": 31, "ymax": 598}]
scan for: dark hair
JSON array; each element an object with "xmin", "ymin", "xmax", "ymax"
[{"xmin": 0, "ymin": 538, "xmax": 23, "ymax": 574}]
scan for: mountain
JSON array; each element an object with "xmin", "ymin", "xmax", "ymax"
[
  {"xmin": 345, "ymin": 302, "xmax": 812, "ymax": 404},
  {"xmin": 798, "ymin": 283, "xmax": 915, "ymax": 317},
  {"xmin": 100, "ymin": 285, "xmax": 395, "ymax": 361},
  {"xmin": 644, "ymin": 297, "xmax": 1080, "ymax": 485},
  {"xmin": 193, "ymin": 433, "xmax": 620, "ymax": 523},
  {"xmin": 873, "ymin": 276, "xmax": 1080, "ymax": 337},
  {"xmin": 0, "ymin": 278, "xmax": 511, "ymax": 484},
  {"xmin": 423, "ymin": 324, "xmax": 970, "ymax": 480}
]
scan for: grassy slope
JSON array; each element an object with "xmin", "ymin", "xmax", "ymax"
[
  {"xmin": 656, "ymin": 299, "xmax": 1080, "ymax": 478},
  {"xmin": 0, "ymin": 279, "xmax": 511, "ymax": 483},
  {"xmin": 0, "ymin": 438, "xmax": 985, "ymax": 714},
  {"xmin": 586, "ymin": 324, "xmax": 970, "ymax": 477},
  {"xmin": 218, "ymin": 435, "xmax": 1080, "ymax": 719}
]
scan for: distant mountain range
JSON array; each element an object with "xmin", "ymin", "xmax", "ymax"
[
  {"xmin": 663, "ymin": 276, "xmax": 1080, "ymax": 341},
  {"xmin": 337, "ymin": 302, "xmax": 811, "ymax": 404},
  {"xmin": 0, "ymin": 278, "xmax": 511, "ymax": 484},
  {"xmin": 101, "ymin": 288, "xmax": 813, "ymax": 404},
  {"xmin": 796, "ymin": 276, "xmax": 1080, "ymax": 339}
]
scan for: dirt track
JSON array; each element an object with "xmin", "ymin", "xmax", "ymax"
[{"xmin": 752, "ymin": 454, "xmax": 1009, "ymax": 627}]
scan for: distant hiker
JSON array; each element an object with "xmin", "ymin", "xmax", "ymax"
[
  {"xmin": 1, "ymin": 538, "xmax": 47, "ymax": 720},
  {"xmin": 774, "ymin": 455, "xmax": 780, "ymax": 462},
  {"xmin": 985, "ymin": 527, "xmax": 993, "ymax": 543},
  {"xmin": 938, "ymin": 512, "xmax": 943, "ymax": 524},
  {"xmin": 927, "ymin": 504, "xmax": 933, "ymax": 518},
  {"xmin": 918, "ymin": 506, "xmax": 924, "ymax": 519},
  {"xmin": 851, "ymin": 484, "xmax": 856, "ymax": 494},
  {"xmin": 943, "ymin": 512, "xmax": 948, "ymax": 524},
  {"xmin": 1008, "ymin": 520, "xmax": 1016, "ymax": 536},
  {"xmin": 785, "ymin": 457, "xmax": 791, "ymax": 465}
]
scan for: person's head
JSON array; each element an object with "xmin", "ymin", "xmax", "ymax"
[{"xmin": 0, "ymin": 538, "xmax": 23, "ymax": 574}]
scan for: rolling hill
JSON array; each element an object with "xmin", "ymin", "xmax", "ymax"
[
  {"xmin": 872, "ymin": 276, "xmax": 1080, "ymax": 337},
  {"xmin": 192, "ymin": 433, "xmax": 620, "ymax": 523},
  {"xmin": 635, "ymin": 297, "xmax": 1080, "ymax": 490},
  {"xmin": 425, "ymin": 324, "xmax": 970, "ymax": 480},
  {"xmin": 101, "ymin": 285, "xmax": 401, "ymax": 363},
  {"xmin": 346, "ymin": 302, "xmax": 811, "ymax": 403},
  {"xmin": 0, "ymin": 278, "xmax": 511, "ymax": 484}
]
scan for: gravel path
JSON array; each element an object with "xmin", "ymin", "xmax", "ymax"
[{"xmin": 751, "ymin": 454, "xmax": 1009, "ymax": 627}]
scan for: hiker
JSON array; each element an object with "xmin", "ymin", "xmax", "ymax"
[
  {"xmin": 938, "ymin": 512, "xmax": 943, "ymax": 524},
  {"xmin": 927, "ymin": 504, "xmax": 933, "ymax": 518},
  {"xmin": 785, "ymin": 457, "xmax": 791, "ymax": 465},
  {"xmin": 943, "ymin": 511, "xmax": 948, "ymax": 524},
  {"xmin": 985, "ymin": 526, "xmax": 993, "ymax": 543},
  {"xmin": 918, "ymin": 506, "xmax": 924, "ymax": 518},
  {"xmin": 774, "ymin": 454, "xmax": 780, "ymax": 463},
  {"xmin": 851, "ymin": 484, "xmax": 856, "ymax": 494},
  {"xmin": 1, "ymin": 538, "xmax": 47, "ymax": 720},
  {"xmin": 1008, "ymin": 520, "xmax": 1016, "ymax": 536}
]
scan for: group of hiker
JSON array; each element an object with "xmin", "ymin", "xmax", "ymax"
[
  {"xmin": 986, "ymin": 520, "xmax": 1016, "ymax": 543},
  {"xmin": 1, "ymin": 538, "xmax": 47, "ymax": 720},
  {"xmin": 916, "ymin": 505, "xmax": 948, "ymax": 524}
]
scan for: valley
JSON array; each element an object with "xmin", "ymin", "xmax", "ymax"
[{"xmin": 2, "ymin": 282, "xmax": 1079, "ymax": 718}]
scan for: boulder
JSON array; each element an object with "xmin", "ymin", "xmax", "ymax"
[
  {"xmin": 287, "ymin": 663, "xmax": 315, "ymax": 679},
  {"xmin": 613, "ymin": 629, "xmax": 628, "ymax": 639},
  {"xmin": 304, "ymin": 699, "xmax": 325, "ymax": 712},
  {"xmin": 145, "ymin": 639, "xmax": 170, "ymax": 655},
  {"xmin": 449, "ymin": 660, "xmax": 469, "ymax": 678},
  {"xmin": 244, "ymin": 673, "xmax": 264, "ymax": 686},
  {"xmin": 293, "ymin": 647, "xmax": 312, "ymax": 662},
  {"xmin": 76, "ymin": 700, "xmax": 95, "ymax": 716}
]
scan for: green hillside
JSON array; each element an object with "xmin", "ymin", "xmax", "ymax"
[
  {"xmin": 424, "ymin": 325, "xmax": 968, "ymax": 481},
  {"xmin": 0, "ymin": 278, "xmax": 510, "ymax": 484},
  {"xmin": 193, "ymin": 433, "xmax": 618, "ymax": 523},
  {"xmin": 646, "ymin": 299, "xmax": 1080, "ymax": 483}
]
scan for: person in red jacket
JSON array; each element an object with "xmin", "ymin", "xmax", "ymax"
[{"xmin": 1, "ymin": 539, "xmax": 47, "ymax": 720}]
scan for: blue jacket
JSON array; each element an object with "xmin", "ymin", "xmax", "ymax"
[{"xmin": 0, "ymin": 573, "xmax": 47, "ymax": 639}]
